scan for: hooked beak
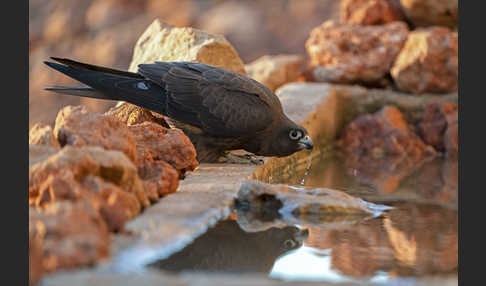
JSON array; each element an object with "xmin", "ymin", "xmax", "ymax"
[
  {"xmin": 294, "ymin": 228, "xmax": 309, "ymax": 244},
  {"xmin": 298, "ymin": 135, "xmax": 314, "ymax": 151}
]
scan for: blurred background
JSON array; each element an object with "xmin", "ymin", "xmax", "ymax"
[{"xmin": 29, "ymin": 0, "xmax": 340, "ymax": 128}]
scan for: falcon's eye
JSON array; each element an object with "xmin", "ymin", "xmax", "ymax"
[
  {"xmin": 283, "ymin": 239, "xmax": 296, "ymax": 249},
  {"xmin": 289, "ymin": 130, "xmax": 302, "ymax": 140}
]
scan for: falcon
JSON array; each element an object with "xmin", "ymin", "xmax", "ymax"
[{"xmin": 44, "ymin": 58, "xmax": 313, "ymax": 163}]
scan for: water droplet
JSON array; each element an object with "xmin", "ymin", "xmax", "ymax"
[{"xmin": 300, "ymin": 158, "xmax": 313, "ymax": 185}]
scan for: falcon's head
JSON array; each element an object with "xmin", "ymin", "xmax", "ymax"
[{"xmin": 264, "ymin": 121, "xmax": 314, "ymax": 157}]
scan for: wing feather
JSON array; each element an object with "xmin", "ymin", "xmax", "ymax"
[{"xmin": 137, "ymin": 62, "xmax": 276, "ymax": 137}]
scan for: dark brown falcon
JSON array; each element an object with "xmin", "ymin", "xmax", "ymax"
[{"xmin": 44, "ymin": 58, "xmax": 314, "ymax": 162}]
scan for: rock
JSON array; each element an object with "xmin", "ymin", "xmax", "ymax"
[
  {"xmin": 340, "ymin": 0, "xmax": 405, "ymax": 25},
  {"xmin": 54, "ymin": 105, "xmax": 138, "ymax": 163},
  {"xmin": 305, "ymin": 204, "xmax": 457, "ymax": 277},
  {"xmin": 29, "ymin": 201, "xmax": 110, "ymax": 273},
  {"xmin": 236, "ymin": 180, "xmax": 386, "ymax": 225},
  {"xmin": 338, "ymin": 106, "xmax": 436, "ymax": 160},
  {"xmin": 105, "ymin": 102, "xmax": 170, "ymax": 128},
  {"xmin": 444, "ymin": 112, "xmax": 458, "ymax": 156},
  {"xmin": 81, "ymin": 176, "xmax": 141, "ymax": 232},
  {"xmin": 29, "ymin": 144, "xmax": 59, "ymax": 167},
  {"xmin": 418, "ymin": 102, "xmax": 458, "ymax": 153},
  {"xmin": 342, "ymin": 152, "xmax": 423, "ymax": 194},
  {"xmin": 398, "ymin": 157, "xmax": 458, "ymax": 205},
  {"xmin": 305, "ymin": 21, "xmax": 408, "ymax": 84},
  {"xmin": 138, "ymin": 160, "xmax": 180, "ymax": 198},
  {"xmin": 32, "ymin": 170, "xmax": 85, "ymax": 208},
  {"xmin": 29, "ymin": 146, "xmax": 149, "ymax": 207},
  {"xmin": 29, "ymin": 124, "xmax": 60, "ymax": 148},
  {"xmin": 29, "ymin": 220, "xmax": 44, "ymax": 286},
  {"xmin": 391, "ymin": 27, "xmax": 458, "ymax": 94},
  {"xmin": 128, "ymin": 122, "xmax": 198, "ymax": 177},
  {"xmin": 384, "ymin": 204, "xmax": 458, "ymax": 275},
  {"xmin": 128, "ymin": 19, "xmax": 246, "ymax": 75},
  {"xmin": 244, "ymin": 54, "xmax": 304, "ymax": 91},
  {"xmin": 30, "ymin": 152, "xmax": 142, "ymax": 232},
  {"xmin": 399, "ymin": 0, "xmax": 458, "ymax": 28}
]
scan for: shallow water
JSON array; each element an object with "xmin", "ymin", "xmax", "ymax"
[{"xmin": 149, "ymin": 154, "xmax": 458, "ymax": 284}]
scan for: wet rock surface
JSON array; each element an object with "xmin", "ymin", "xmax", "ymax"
[
  {"xmin": 54, "ymin": 105, "xmax": 138, "ymax": 163},
  {"xmin": 236, "ymin": 180, "xmax": 386, "ymax": 225},
  {"xmin": 391, "ymin": 27, "xmax": 458, "ymax": 94},
  {"xmin": 128, "ymin": 19, "xmax": 246, "ymax": 75},
  {"xmin": 245, "ymin": 54, "xmax": 304, "ymax": 92},
  {"xmin": 340, "ymin": 0, "xmax": 405, "ymax": 25},
  {"xmin": 305, "ymin": 21, "xmax": 408, "ymax": 84}
]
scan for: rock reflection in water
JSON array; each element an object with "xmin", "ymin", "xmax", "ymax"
[
  {"xmin": 272, "ymin": 154, "xmax": 458, "ymax": 207},
  {"xmin": 149, "ymin": 219, "xmax": 308, "ymax": 274},
  {"xmin": 305, "ymin": 203, "xmax": 457, "ymax": 278}
]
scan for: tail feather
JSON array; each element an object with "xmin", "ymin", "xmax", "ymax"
[
  {"xmin": 50, "ymin": 57, "xmax": 144, "ymax": 79},
  {"xmin": 44, "ymin": 59, "xmax": 168, "ymax": 114},
  {"xmin": 44, "ymin": 86, "xmax": 108, "ymax": 100}
]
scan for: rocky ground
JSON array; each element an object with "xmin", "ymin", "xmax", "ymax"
[{"xmin": 29, "ymin": 0, "xmax": 458, "ymax": 285}]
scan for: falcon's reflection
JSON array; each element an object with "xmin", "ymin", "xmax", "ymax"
[{"xmin": 149, "ymin": 219, "xmax": 308, "ymax": 274}]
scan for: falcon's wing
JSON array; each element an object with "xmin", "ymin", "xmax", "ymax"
[{"xmin": 138, "ymin": 62, "xmax": 277, "ymax": 137}]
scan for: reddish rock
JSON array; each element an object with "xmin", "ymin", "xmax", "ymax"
[
  {"xmin": 329, "ymin": 219, "xmax": 394, "ymax": 277},
  {"xmin": 29, "ymin": 146, "xmax": 149, "ymax": 208},
  {"xmin": 342, "ymin": 153, "xmax": 421, "ymax": 194},
  {"xmin": 29, "ymin": 201, "xmax": 110, "ymax": 273},
  {"xmin": 29, "ymin": 145, "xmax": 59, "ymax": 167},
  {"xmin": 306, "ymin": 21, "xmax": 408, "ymax": 84},
  {"xmin": 316, "ymin": 204, "xmax": 457, "ymax": 277},
  {"xmin": 391, "ymin": 27, "xmax": 458, "ymax": 94},
  {"xmin": 105, "ymin": 102, "xmax": 170, "ymax": 128},
  {"xmin": 30, "ymin": 155, "xmax": 142, "ymax": 232},
  {"xmin": 444, "ymin": 114, "xmax": 458, "ymax": 156},
  {"xmin": 138, "ymin": 160, "xmax": 180, "ymax": 198},
  {"xmin": 384, "ymin": 204, "xmax": 458, "ymax": 275},
  {"xmin": 29, "ymin": 221, "xmax": 44, "ymax": 286},
  {"xmin": 81, "ymin": 176, "xmax": 141, "ymax": 232},
  {"xmin": 53, "ymin": 105, "xmax": 138, "ymax": 163},
  {"xmin": 33, "ymin": 170, "xmax": 84, "ymax": 208},
  {"xmin": 418, "ymin": 102, "xmax": 458, "ymax": 153},
  {"xmin": 244, "ymin": 54, "xmax": 304, "ymax": 91},
  {"xmin": 399, "ymin": 0, "xmax": 458, "ymax": 29},
  {"xmin": 29, "ymin": 124, "xmax": 60, "ymax": 148},
  {"xmin": 128, "ymin": 122, "xmax": 198, "ymax": 177},
  {"xmin": 340, "ymin": 0, "xmax": 405, "ymax": 25},
  {"xmin": 338, "ymin": 106, "xmax": 435, "ymax": 160}
]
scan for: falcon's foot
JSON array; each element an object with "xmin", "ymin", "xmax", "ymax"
[{"xmin": 218, "ymin": 152, "xmax": 265, "ymax": 165}]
